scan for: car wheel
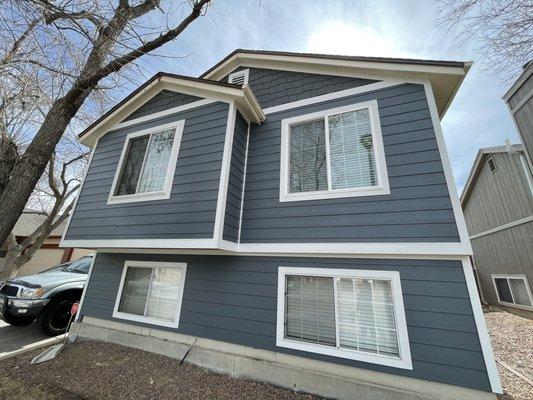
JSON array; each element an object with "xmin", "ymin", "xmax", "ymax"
[
  {"xmin": 2, "ymin": 313, "xmax": 33, "ymax": 326},
  {"xmin": 39, "ymin": 296, "xmax": 76, "ymax": 336}
]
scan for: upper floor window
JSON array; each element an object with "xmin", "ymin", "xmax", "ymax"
[
  {"xmin": 280, "ymin": 101, "xmax": 389, "ymax": 202},
  {"xmin": 108, "ymin": 121, "xmax": 184, "ymax": 204},
  {"xmin": 487, "ymin": 157, "xmax": 497, "ymax": 174},
  {"xmin": 276, "ymin": 267, "xmax": 412, "ymax": 369}
]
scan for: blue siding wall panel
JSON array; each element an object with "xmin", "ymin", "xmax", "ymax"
[
  {"xmin": 224, "ymin": 67, "xmax": 378, "ymax": 108},
  {"xmin": 223, "ymin": 111, "xmax": 248, "ymax": 242},
  {"xmin": 123, "ymin": 90, "xmax": 202, "ymax": 121},
  {"xmin": 82, "ymin": 252, "xmax": 490, "ymax": 392},
  {"xmin": 64, "ymin": 101, "xmax": 229, "ymax": 240},
  {"xmin": 239, "ymin": 83, "xmax": 460, "ymax": 243}
]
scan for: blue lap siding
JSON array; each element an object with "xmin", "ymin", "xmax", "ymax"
[
  {"xmin": 64, "ymin": 101, "xmax": 229, "ymax": 240},
  {"xmin": 81, "ymin": 252, "xmax": 490, "ymax": 392},
  {"xmin": 239, "ymin": 83, "xmax": 460, "ymax": 243},
  {"xmin": 223, "ymin": 111, "xmax": 248, "ymax": 242}
]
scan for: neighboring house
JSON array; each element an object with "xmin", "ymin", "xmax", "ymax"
[
  {"xmin": 461, "ymin": 144, "xmax": 533, "ymax": 314},
  {"xmin": 504, "ymin": 61, "xmax": 533, "ymax": 171},
  {"xmin": 0, "ymin": 210, "xmax": 93, "ymax": 276},
  {"xmin": 62, "ymin": 50, "xmax": 501, "ymax": 400},
  {"xmin": 460, "ymin": 61, "xmax": 533, "ymax": 315}
]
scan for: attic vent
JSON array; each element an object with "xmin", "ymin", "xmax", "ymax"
[{"xmin": 228, "ymin": 69, "xmax": 249, "ymax": 86}]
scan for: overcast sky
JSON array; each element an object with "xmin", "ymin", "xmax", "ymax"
[{"xmin": 128, "ymin": 0, "xmax": 520, "ymax": 193}]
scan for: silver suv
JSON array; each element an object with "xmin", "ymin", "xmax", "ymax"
[{"xmin": 0, "ymin": 255, "xmax": 93, "ymax": 336}]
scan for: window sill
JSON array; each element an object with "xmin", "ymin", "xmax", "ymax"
[
  {"xmin": 496, "ymin": 301, "xmax": 533, "ymax": 311},
  {"xmin": 279, "ymin": 186, "xmax": 390, "ymax": 202},
  {"xmin": 112, "ymin": 310, "xmax": 179, "ymax": 329},
  {"xmin": 276, "ymin": 337, "xmax": 413, "ymax": 370},
  {"xmin": 107, "ymin": 191, "xmax": 171, "ymax": 205}
]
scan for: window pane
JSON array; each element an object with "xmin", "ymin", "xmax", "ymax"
[
  {"xmin": 509, "ymin": 279, "xmax": 531, "ymax": 306},
  {"xmin": 145, "ymin": 267, "xmax": 183, "ymax": 321},
  {"xmin": 495, "ymin": 278, "xmax": 513, "ymax": 303},
  {"xmin": 328, "ymin": 109, "xmax": 377, "ymax": 190},
  {"xmin": 337, "ymin": 278, "xmax": 399, "ymax": 357},
  {"xmin": 116, "ymin": 136, "xmax": 149, "ymax": 195},
  {"xmin": 285, "ymin": 275, "xmax": 335, "ymax": 345},
  {"xmin": 138, "ymin": 129, "xmax": 176, "ymax": 193},
  {"xmin": 119, "ymin": 267, "xmax": 152, "ymax": 315},
  {"xmin": 289, "ymin": 120, "xmax": 328, "ymax": 193}
]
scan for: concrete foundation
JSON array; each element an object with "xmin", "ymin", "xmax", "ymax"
[{"xmin": 69, "ymin": 317, "xmax": 496, "ymax": 400}]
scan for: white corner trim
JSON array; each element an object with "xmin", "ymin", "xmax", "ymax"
[
  {"xmin": 228, "ymin": 69, "xmax": 250, "ymax": 85},
  {"xmin": 75, "ymin": 251, "xmax": 97, "ymax": 322},
  {"xmin": 423, "ymin": 81, "xmax": 472, "ymax": 253},
  {"xmin": 279, "ymin": 100, "xmax": 390, "ymax": 202},
  {"xmin": 461, "ymin": 257, "xmax": 503, "ymax": 394},
  {"xmin": 237, "ymin": 122, "xmax": 251, "ymax": 244},
  {"xmin": 491, "ymin": 274, "xmax": 533, "ymax": 311},
  {"xmin": 114, "ymin": 99, "xmax": 216, "ymax": 131},
  {"xmin": 107, "ymin": 120, "xmax": 184, "ymax": 205},
  {"xmin": 470, "ymin": 216, "xmax": 533, "ymax": 239},
  {"xmin": 213, "ymin": 102, "xmax": 237, "ymax": 245},
  {"xmin": 112, "ymin": 260, "xmax": 187, "ymax": 329},
  {"xmin": 276, "ymin": 267, "xmax": 412, "ymax": 370},
  {"xmin": 520, "ymin": 154, "xmax": 533, "ymax": 196},
  {"xmin": 60, "ymin": 141, "xmax": 98, "ymax": 247},
  {"xmin": 263, "ymin": 80, "xmax": 403, "ymax": 115}
]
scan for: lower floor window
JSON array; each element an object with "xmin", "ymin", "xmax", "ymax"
[
  {"xmin": 277, "ymin": 267, "xmax": 412, "ymax": 369},
  {"xmin": 113, "ymin": 261, "xmax": 186, "ymax": 328},
  {"xmin": 493, "ymin": 275, "xmax": 532, "ymax": 308}
]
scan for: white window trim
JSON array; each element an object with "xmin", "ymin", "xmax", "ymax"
[
  {"xmin": 228, "ymin": 69, "xmax": 249, "ymax": 86},
  {"xmin": 487, "ymin": 156, "xmax": 497, "ymax": 174},
  {"xmin": 107, "ymin": 120, "xmax": 184, "ymax": 205},
  {"xmin": 112, "ymin": 260, "xmax": 187, "ymax": 328},
  {"xmin": 279, "ymin": 100, "xmax": 390, "ymax": 202},
  {"xmin": 491, "ymin": 274, "xmax": 533, "ymax": 311},
  {"xmin": 276, "ymin": 267, "xmax": 412, "ymax": 370}
]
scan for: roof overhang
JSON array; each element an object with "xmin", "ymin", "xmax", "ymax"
[
  {"xmin": 78, "ymin": 73, "xmax": 264, "ymax": 147},
  {"xmin": 200, "ymin": 49, "xmax": 472, "ymax": 118},
  {"xmin": 460, "ymin": 143, "xmax": 525, "ymax": 207},
  {"xmin": 503, "ymin": 61, "xmax": 533, "ymax": 101}
]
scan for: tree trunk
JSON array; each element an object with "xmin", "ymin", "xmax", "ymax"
[
  {"xmin": 0, "ymin": 233, "xmax": 23, "ymax": 280},
  {"xmin": 0, "ymin": 88, "xmax": 90, "ymax": 245},
  {"xmin": 0, "ymin": 136, "xmax": 18, "ymax": 195}
]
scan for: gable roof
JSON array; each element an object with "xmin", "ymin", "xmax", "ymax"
[
  {"xmin": 78, "ymin": 72, "xmax": 264, "ymax": 147},
  {"xmin": 200, "ymin": 49, "xmax": 471, "ymax": 118},
  {"xmin": 460, "ymin": 143, "xmax": 525, "ymax": 207}
]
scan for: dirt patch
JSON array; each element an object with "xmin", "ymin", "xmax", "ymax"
[
  {"xmin": 485, "ymin": 310, "xmax": 533, "ymax": 400},
  {"xmin": 0, "ymin": 340, "xmax": 319, "ymax": 400}
]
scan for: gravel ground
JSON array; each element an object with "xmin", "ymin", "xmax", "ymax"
[
  {"xmin": 0, "ymin": 340, "xmax": 321, "ymax": 400},
  {"xmin": 485, "ymin": 309, "xmax": 533, "ymax": 400}
]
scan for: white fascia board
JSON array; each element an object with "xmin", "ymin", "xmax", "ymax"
[
  {"xmin": 79, "ymin": 77, "xmax": 263, "ymax": 147},
  {"xmin": 204, "ymin": 53, "xmax": 468, "ymax": 81}
]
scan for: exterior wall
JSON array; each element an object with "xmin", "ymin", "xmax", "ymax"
[
  {"xmin": 239, "ymin": 83, "xmax": 460, "ymax": 243},
  {"xmin": 223, "ymin": 111, "xmax": 248, "ymax": 242},
  {"xmin": 224, "ymin": 67, "xmax": 378, "ymax": 108},
  {"xmin": 463, "ymin": 152, "xmax": 533, "ymax": 235},
  {"xmin": 506, "ymin": 68, "xmax": 533, "ymax": 168},
  {"xmin": 64, "ymin": 101, "xmax": 229, "ymax": 241},
  {"xmin": 123, "ymin": 90, "xmax": 202, "ymax": 122},
  {"xmin": 81, "ymin": 252, "xmax": 491, "ymax": 393},
  {"xmin": 472, "ymin": 222, "xmax": 533, "ymax": 307}
]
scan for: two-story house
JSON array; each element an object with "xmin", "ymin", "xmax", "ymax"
[
  {"xmin": 461, "ymin": 61, "xmax": 533, "ymax": 315},
  {"xmin": 62, "ymin": 50, "xmax": 501, "ymax": 400}
]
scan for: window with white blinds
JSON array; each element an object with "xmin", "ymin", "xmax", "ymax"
[
  {"xmin": 114, "ymin": 261, "xmax": 187, "ymax": 328},
  {"xmin": 108, "ymin": 121, "xmax": 184, "ymax": 204},
  {"xmin": 277, "ymin": 268, "xmax": 412, "ymax": 369},
  {"xmin": 281, "ymin": 101, "xmax": 389, "ymax": 201}
]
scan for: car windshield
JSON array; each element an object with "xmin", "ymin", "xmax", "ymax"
[{"xmin": 63, "ymin": 257, "xmax": 92, "ymax": 274}]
